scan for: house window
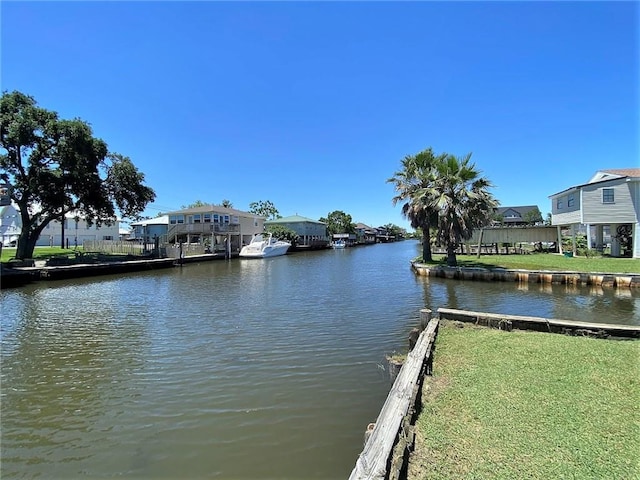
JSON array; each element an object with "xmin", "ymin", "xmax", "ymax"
[
  {"xmin": 567, "ymin": 193, "xmax": 575, "ymax": 208},
  {"xmin": 223, "ymin": 215, "xmax": 230, "ymax": 224},
  {"xmin": 213, "ymin": 214, "xmax": 220, "ymax": 224},
  {"xmin": 602, "ymin": 188, "xmax": 614, "ymax": 204},
  {"xmin": 556, "ymin": 198, "xmax": 563, "ymax": 210},
  {"xmin": 204, "ymin": 213, "xmax": 211, "ymax": 223},
  {"xmin": 193, "ymin": 214, "xmax": 201, "ymax": 224}
]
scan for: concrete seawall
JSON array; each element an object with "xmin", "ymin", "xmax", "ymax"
[
  {"xmin": 411, "ymin": 263, "xmax": 640, "ymax": 288},
  {"xmin": 1, "ymin": 258, "xmax": 177, "ymax": 286},
  {"xmin": 0, "ymin": 252, "xmax": 236, "ymax": 288}
]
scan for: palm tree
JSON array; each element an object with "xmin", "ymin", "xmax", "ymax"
[
  {"xmin": 388, "ymin": 148, "xmax": 445, "ymax": 262},
  {"xmin": 426, "ymin": 153, "xmax": 498, "ymax": 266}
]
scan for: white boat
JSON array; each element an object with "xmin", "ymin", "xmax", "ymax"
[
  {"xmin": 332, "ymin": 240, "xmax": 347, "ymax": 249},
  {"xmin": 239, "ymin": 233, "xmax": 291, "ymax": 258}
]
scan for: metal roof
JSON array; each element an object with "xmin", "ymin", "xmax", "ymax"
[{"xmin": 265, "ymin": 215, "xmax": 326, "ymax": 225}]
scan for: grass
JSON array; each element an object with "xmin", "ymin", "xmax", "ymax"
[
  {"xmin": 0, "ymin": 246, "xmax": 83, "ymax": 263},
  {"xmin": 408, "ymin": 322, "xmax": 640, "ymax": 479},
  {"xmin": 421, "ymin": 253, "xmax": 640, "ymax": 274}
]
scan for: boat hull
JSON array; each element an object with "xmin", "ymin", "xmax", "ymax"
[{"xmin": 239, "ymin": 244, "xmax": 290, "ymax": 258}]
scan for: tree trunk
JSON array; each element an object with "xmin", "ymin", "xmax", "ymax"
[
  {"xmin": 446, "ymin": 244, "xmax": 457, "ymax": 266},
  {"xmin": 421, "ymin": 227, "xmax": 432, "ymax": 262},
  {"xmin": 15, "ymin": 214, "xmax": 47, "ymax": 260},
  {"xmin": 15, "ymin": 234, "xmax": 37, "ymax": 260}
]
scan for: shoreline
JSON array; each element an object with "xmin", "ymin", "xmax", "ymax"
[{"xmin": 411, "ymin": 262, "xmax": 640, "ymax": 288}]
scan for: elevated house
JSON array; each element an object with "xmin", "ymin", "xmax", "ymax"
[
  {"xmin": 375, "ymin": 226, "xmax": 397, "ymax": 243},
  {"xmin": 549, "ymin": 168, "xmax": 640, "ymax": 258},
  {"xmin": 354, "ymin": 223, "xmax": 377, "ymax": 244},
  {"xmin": 164, "ymin": 205, "xmax": 264, "ymax": 254},
  {"xmin": 493, "ymin": 205, "xmax": 543, "ymax": 226},
  {"xmin": 265, "ymin": 215, "xmax": 329, "ymax": 250}
]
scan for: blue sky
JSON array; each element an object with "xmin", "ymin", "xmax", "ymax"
[{"xmin": 2, "ymin": 1, "xmax": 638, "ymax": 229}]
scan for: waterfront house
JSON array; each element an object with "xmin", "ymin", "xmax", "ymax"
[
  {"xmin": 354, "ymin": 223, "xmax": 377, "ymax": 244},
  {"xmin": 375, "ymin": 226, "xmax": 396, "ymax": 242},
  {"xmin": 164, "ymin": 205, "xmax": 264, "ymax": 254},
  {"xmin": 549, "ymin": 168, "xmax": 640, "ymax": 258},
  {"xmin": 493, "ymin": 205, "xmax": 543, "ymax": 226},
  {"xmin": 1, "ymin": 203, "xmax": 120, "ymax": 248},
  {"xmin": 265, "ymin": 215, "xmax": 329, "ymax": 250},
  {"xmin": 129, "ymin": 215, "xmax": 169, "ymax": 242}
]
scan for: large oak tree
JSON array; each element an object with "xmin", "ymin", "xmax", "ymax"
[{"xmin": 0, "ymin": 91, "xmax": 155, "ymax": 259}]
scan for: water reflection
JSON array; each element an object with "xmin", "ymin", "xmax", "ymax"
[{"xmin": 419, "ymin": 274, "xmax": 639, "ymax": 325}]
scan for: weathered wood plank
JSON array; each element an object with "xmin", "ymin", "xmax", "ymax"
[{"xmin": 349, "ymin": 318, "xmax": 439, "ymax": 480}]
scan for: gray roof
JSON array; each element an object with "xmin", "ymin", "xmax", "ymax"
[
  {"xmin": 495, "ymin": 205, "xmax": 539, "ymax": 215},
  {"xmin": 494, "ymin": 206, "xmax": 541, "ymax": 223},
  {"xmin": 549, "ymin": 168, "xmax": 640, "ymax": 197},
  {"xmin": 266, "ymin": 215, "xmax": 326, "ymax": 225}
]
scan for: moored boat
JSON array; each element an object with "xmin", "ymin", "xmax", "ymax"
[{"xmin": 239, "ymin": 233, "xmax": 291, "ymax": 258}]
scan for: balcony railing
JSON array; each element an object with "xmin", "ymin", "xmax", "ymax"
[{"xmin": 167, "ymin": 223, "xmax": 240, "ymax": 239}]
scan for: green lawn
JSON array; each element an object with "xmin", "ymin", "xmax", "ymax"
[
  {"xmin": 0, "ymin": 246, "xmax": 83, "ymax": 263},
  {"xmin": 408, "ymin": 322, "xmax": 640, "ymax": 479},
  {"xmin": 424, "ymin": 253, "xmax": 640, "ymax": 274}
]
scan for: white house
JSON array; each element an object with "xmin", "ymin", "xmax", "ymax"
[
  {"xmin": 549, "ymin": 168, "xmax": 640, "ymax": 258},
  {"xmin": 0, "ymin": 204, "xmax": 21, "ymax": 246},
  {"xmin": 0, "ymin": 203, "xmax": 121, "ymax": 248}
]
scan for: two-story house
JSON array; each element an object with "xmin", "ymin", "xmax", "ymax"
[
  {"xmin": 549, "ymin": 168, "xmax": 640, "ymax": 258},
  {"xmin": 164, "ymin": 205, "xmax": 264, "ymax": 253},
  {"xmin": 354, "ymin": 223, "xmax": 377, "ymax": 244},
  {"xmin": 1, "ymin": 203, "xmax": 120, "ymax": 248},
  {"xmin": 493, "ymin": 206, "xmax": 543, "ymax": 226}
]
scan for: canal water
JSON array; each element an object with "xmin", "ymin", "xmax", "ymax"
[{"xmin": 1, "ymin": 241, "xmax": 638, "ymax": 479}]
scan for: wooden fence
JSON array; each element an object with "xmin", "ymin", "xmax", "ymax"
[
  {"xmin": 83, "ymin": 240, "xmax": 212, "ymax": 259},
  {"xmin": 349, "ymin": 310, "xmax": 439, "ymax": 480},
  {"xmin": 82, "ymin": 240, "xmax": 153, "ymax": 256}
]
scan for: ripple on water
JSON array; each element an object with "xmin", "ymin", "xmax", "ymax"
[{"xmin": 1, "ymin": 241, "xmax": 638, "ymax": 478}]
